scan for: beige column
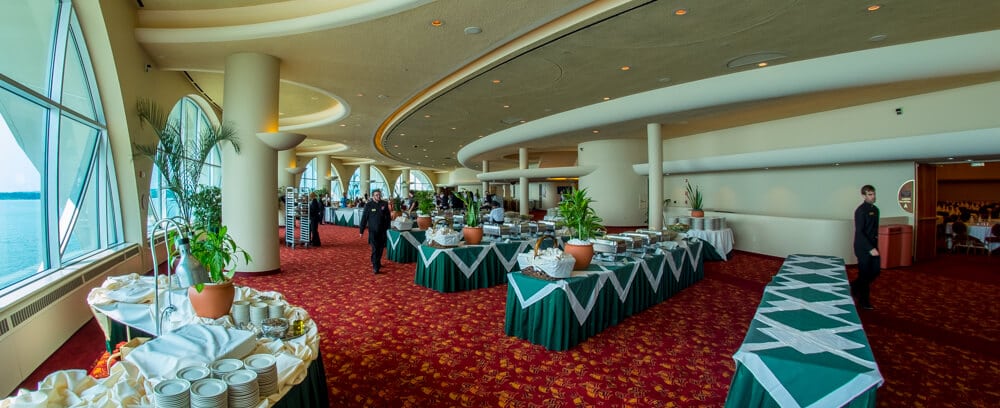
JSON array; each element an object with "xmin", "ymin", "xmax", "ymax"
[
  {"xmin": 647, "ymin": 123, "xmax": 663, "ymax": 229},
  {"xmin": 481, "ymin": 160, "xmax": 489, "ymax": 199},
  {"xmin": 578, "ymin": 139, "xmax": 646, "ymax": 226},
  {"xmin": 518, "ymin": 148, "xmax": 529, "ymax": 215},
  {"xmin": 400, "ymin": 168, "xmax": 411, "ymax": 197},
  {"xmin": 359, "ymin": 164, "xmax": 371, "ymax": 196},
  {"xmin": 540, "ymin": 182, "xmax": 559, "ymax": 209},
  {"xmin": 316, "ymin": 154, "xmax": 332, "ymax": 192},
  {"xmin": 222, "ymin": 52, "xmax": 280, "ymax": 273},
  {"xmin": 277, "ymin": 150, "xmax": 295, "ymax": 189}
]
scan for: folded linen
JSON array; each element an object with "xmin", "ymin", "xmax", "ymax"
[{"xmin": 123, "ymin": 325, "xmax": 256, "ymax": 381}]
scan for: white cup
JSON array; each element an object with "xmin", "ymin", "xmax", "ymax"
[
  {"xmin": 232, "ymin": 301, "xmax": 250, "ymax": 325},
  {"xmin": 250, "ymin": 302, "xmax": 269, "ymax": 324},
  {"xmin": 267, "ymin": 301, "xmax": 285, "ymax": 319}
]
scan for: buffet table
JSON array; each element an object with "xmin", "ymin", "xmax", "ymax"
[
  {"xmin": 683, "ymin": 228, "xmax": 733, "ymax": 260},
  {"xmin": 413, "ymin": 237, "xmax": 563, "ymax": 292},
  {"xmin": 387, "ymin": 229, "xmax": 427, "ymax": 263},
  {"xmin": 505, "ymin": 239, "xmax": 706, "ymax": 351},
  {"xmin": 331, "ymin": 208, "xmax": 360, "ymax": 226},
  {"xmin": 969, "ymin": 223, "xmax": 999, "ymax": 251},
  {"xmin": 2, "ymin": 274, "xmax": 328, "ymax": 408},
  {"xmin": 725, "ymin": 254, "xmax": 882, "ymax": 408}
]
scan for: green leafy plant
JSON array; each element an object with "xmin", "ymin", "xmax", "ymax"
[
  {"xmin": 189, "ymin": 186, "xmax": 222, "ymax": 232},
  {"xmin": 456, "ymin": 192, "xmax": 481, "ymax": 227},
  {"xmin": 557, "ymin": 187, "xmax": 604, "ymax": 240},
  {"xmin": 684, "ymin": 179, "xmax": 703, "ymax": 210},
  {"xmin": 189, "ymin": 225, "xmax": 252, "ymax": 289},
  {"xmin": 414, "ymin": 190, "xmax": 435, "ymax": 214},
  {"xmin": 313, "ymin": 187, "xmax": 329, "ymax": 197}
]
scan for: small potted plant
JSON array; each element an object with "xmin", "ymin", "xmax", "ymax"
[
  {"xmin": 414, "ymin": 190, "xmax": 436, "ymax": 229},
  {"xmin": 456, "ymin": 191, "xmax": 483, "ymax": 244},
  {"xmin": 558, "ymin": 187, "xmax": 604, "ymax": 270},
  {"xmin": 685, "ymin": 179, "xmax": 704, "ymax": 217},
  {"xmin": 187, "ymin": 225, "xmax": 252, "ymax": 318}
]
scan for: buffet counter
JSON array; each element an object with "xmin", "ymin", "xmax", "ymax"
[{"xmin": 3, "ymin": 274, "xmax": 327, "ymax": 407}]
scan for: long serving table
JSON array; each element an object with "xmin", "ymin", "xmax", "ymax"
[
  {"xmin": 505, "ymin": 239, "xmax": 706, "ymax": 351},
  {"xmin": 330, "ymin": 207, "xmax": 361, "ymax": 226},
  {"xmin": 387, "ymin": 229, "xmax": 427, "ymax": 263},
  {"xmin": 413, "ymin": 236, "xmax": 563, "ymax": 292},
  {"xmin": 725, "ymin": 254, "xmax": 882, "ymax": 408}
]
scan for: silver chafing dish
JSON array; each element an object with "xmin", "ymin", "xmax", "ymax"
[
  {"xmin": 483, "ymin": 223, "xmax": 511, "ymax": 237},
  {"xmin": 635, "ymin": 229, "xmax": 667, "ymax": 242},
  {"xmin": 604, "ymin": 234, "xmax": 640, "ymax": 249},
  {"xmin": 590, "ymin": 237, "xmax": 627, "ymax": 255},
  {"xmin": 621, "ymin": 232, "xmax": 655, "ymax": 246},
  {"xmin": 536, "ymin": 220, "xmax": 557, "ymax": 233}
]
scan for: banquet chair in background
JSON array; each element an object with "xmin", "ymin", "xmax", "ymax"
[
  {"xmin": 985, "ymin": 223, "xmax": 1000, "ymax": 257},
  {"xmin": 951, "ymin": 221, "xmax": 988, "ymax": 255}
]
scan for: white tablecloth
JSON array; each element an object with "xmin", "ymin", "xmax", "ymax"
[
  {"xmin": 683, "ymin": 228, "xmax": 734, "ymax": 260},
  {"xmin": 969, "ymin": 224, "xmax": 999, "ymax": 251}
]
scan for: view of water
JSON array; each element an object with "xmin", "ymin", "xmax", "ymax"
[{"xmin": 0, "ymin": 199, "xmax": 43, "ymax": 289}]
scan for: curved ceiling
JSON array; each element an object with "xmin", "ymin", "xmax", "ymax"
[{"xmin": 134, "ymin": 0, "xmax": 1000, "ymax": 173}]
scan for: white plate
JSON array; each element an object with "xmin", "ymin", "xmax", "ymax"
[
  {"xmin": 176, "ymin": 365, "xmax": 211, "ymax": 382},
  {"xmin": 224, "ymin": 369, "xmax": 258, "ymax": 386},
  {"xmin": 243, "ymin": 354, "xmax": 277, "ymax": 370},
  {"xmin": 210, "ymin": 358, "xmax": 243, "ymax": 373},
  {"xmin": 190, "ymin": 378, "xmax": 228, "ymax": 398},
  {"xmin": 154, "ymin": 378, "xmax": 190, "ymax": 397}
]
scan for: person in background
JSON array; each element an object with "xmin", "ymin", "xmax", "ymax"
[
  {"xmin": 850, "ymin": 184, "xmax": 880, "ymax": 310},
  {"xmin": 404, "ymin": 191, "xmax": 418, "ymax": 212},
  {"xmin": 488, "ymin": 200, "xmax": 505, "ymax": 224},
  {"xmin": 308, "ymin": 192, "xmax": 323, "ymax": 247},
  {"xmin": 360, "ymin": 189, "xmax": 392, "ymax": 274},
  {"xmin": 340, "ymin": 192, "xmax": 348, "ymax": 208}
]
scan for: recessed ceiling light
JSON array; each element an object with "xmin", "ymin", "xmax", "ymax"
[
  {"xmin": 658, "ymin": 77, "xmax": 672, "ymax": 83},
  {"xmin": 339, "ymin": 124, "xmax": 346, "ymax": 127},
  {"xmin": 400, "ymin": 133, "xmax": 406, "ymax": 136},
  {"xmin": 502, "ymin": 105, "xmax": 510, "ymax": 108},
  {"xmin": 757, "ymin": 62, "xmax": 768, "ymax": 67},
  {"xmin": 727, "ymin": 52, "xmax": 787, "ymax": 69},
  {"xmin": 592, "ymin": 130, "xmax": 600, "ymax": 134},
  {"xmin": 492, "ymin": 79, "xmax": 502, "ymax": 84},
  {"xmin": 947, "ymin": 157, "xmax": 954, "ymax": 160},
  {"xmin": 431, "ymin": 19, "xmax": 444, "ymax": 27},
  {"xmin": 464, "ymin": 26, "xmax": 482, "ymax": 35},
  {"xmin": 424, "ymin": 114, "xmax": 432, "ymax": 118},
  {"xmin": 394, "ymin": 145, "xmax": 398, "ymax": 148},
  {"xmin": 867, "ymin": 4, "xmax": 881, "ymax": 12},
  {"xmin": 377, "ymin": 94, "xmax": 388, "ymax": 99},
  {"xmin": 311, "ymin": 96, "xmax": 319, "ymax": 100},
  {"xmin": 602, "ymin": 97, "xmax": 611, "ymax": 101},
  {"xmin": 674, "ymin": 9, "xmax": 688, "ymax": 16},
  {"xmin": 868, "ymin": 34, "xmax": 888, "ymax": 42},
  {"xmin": 429, "ymin": 140, "xmax": 435, "ymax": 143},
  {"xmin": 620, "ymin": 66, "xmax": 631, "ymax": 71},
  {"xmin": 450, "ymin": 127, "xmax": 456, "ymax": 130},
  {"xmin": 356, "ymin": 93, "xmax": 363, "ymax": 97}
]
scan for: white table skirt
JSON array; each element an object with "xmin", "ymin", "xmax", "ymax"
[{"xmin": 683, "ymin": 228, "xmax": 734, "ymax": 260}]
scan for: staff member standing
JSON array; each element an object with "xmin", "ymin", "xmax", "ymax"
[
  {"xmin": 308, "ymin": 192, "xmax": 323, "ymax": 247},
  {"xmin": 360, "ymin": 189, "xmax": 392, "ymax": 274},
  {"xmin": 850, "ymin": 184, "xmax": 880, "ymax": 310}
]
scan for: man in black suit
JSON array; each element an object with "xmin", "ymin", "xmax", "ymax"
[
  {"xmin": 850, "ymin": 184, "xmax": 880, "ymax": 310},
  {"xmin": 360, "ymin": 189, "xmax": 392, "ymax": 274},
  {"xmin": 308, "ymin": 192, "xmax": 323, "ymax": 247}
]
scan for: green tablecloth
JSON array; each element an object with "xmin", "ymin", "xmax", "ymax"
[
  {"xmin": 505, "ymin": 239, "xmax": 706, "ymax": 350},
  {"xmin": 412, "ymin": 238, "xmax": 557, "ymax": 292},
  {"xmin": 332, "ymin": 208, "xmax": 357, "ymax": 226},
  {"xmin": 387, "ymin": 229, "xmax": 427, "ymax": 263},
  {"xmin": 725, "ymin": 254, "xmax": 882, "ymax": 408}
]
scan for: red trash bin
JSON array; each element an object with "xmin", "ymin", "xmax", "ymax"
[{"xmin": 878, "ymin": 224, "xmax": 913, "ymax": 269}]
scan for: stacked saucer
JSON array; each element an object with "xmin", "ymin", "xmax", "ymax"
[
  {"xmin": 224, "ymin": 369, "xmax": 260, "ymax": 408},
  {"xmin": 153, "ymin": 378, "xmax": 190, "ymax": 407},
  {"xmin": 176, "ymin": 365, "xmax": 211, "ymax": 383},
  {"xmin": 210, "ymin": 358, "xmax": 244, "ymax": 379},
  {"xmin": 243, "ymin": 354, "xmax": 279, "ymax": 397},
  {"xmin": 189, "ymin": 378, "xmax": 228, "ymax": 407}
]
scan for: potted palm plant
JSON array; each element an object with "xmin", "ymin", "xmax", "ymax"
[
  {"xmin": 134, "ymin": 98, "xmax": 250, "ymax": 318},
  {"xmin": 456, "ymin": 191, "xmax": 483, "ymax": 244},
  {"xmin": 558, "ymin": 187, "xmax": 604, "ymax": 270}
]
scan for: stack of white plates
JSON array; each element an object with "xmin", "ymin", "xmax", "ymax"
[
  {"xmin": 210, "ymin": 358, "xmax": 244, "ymax": 379},
  {"xmin": 176, "ymin": 365, "xmax": 211, "ymax": 383},
  {"xmin": 691, "ymin": 217, "xmax": 705, "ymax": 230},
  {"xmin": 153, "ymin": 378, "xmax": 191, "ymax": 408},
  {"xmin": 243, "ymin": 354, "xmax": 279, "ymax": 397},
  {"xmin": 190, "ymin": 378, "xmax": 228, "ymax": 407},
  {"xmin": 224, "ymin": 369, "xmax": 260, "ymax": 408}
]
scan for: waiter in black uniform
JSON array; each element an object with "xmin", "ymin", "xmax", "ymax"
[
  {"xmin": 850, "ymin": 184, "xmax": 880, "ymax": 310},
  {"xmin": 360, "ymin": 189, "xmax": 392, "ymax": 274},
  {"xmin": 308, "ymin": 192, "xmax": 323, "ymax": 247}
]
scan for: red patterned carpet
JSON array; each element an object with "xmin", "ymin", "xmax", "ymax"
[{"xmin": 16, "ymin": 224, "xmax": 1000, "ymax": 407}]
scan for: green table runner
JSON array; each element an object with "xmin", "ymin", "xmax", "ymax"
[
  {"xmin": 725, "ymin": 254, "xmax": 882, "ymax": 408},
  {"xmin": 387, "ymin": 229, "xmax": 427, "ymax": 263},
  {"xmin": 414, "ymin": 244, "xmax": 506, "ymax": 292},
  {"xmin": 505, "ymin": 239, "xmax": 706, "ymax": 350}
]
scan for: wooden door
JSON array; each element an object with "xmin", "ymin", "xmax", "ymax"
[{"xmin": 914, "ymin": 162, "xmax": 938, "ymax": 262}]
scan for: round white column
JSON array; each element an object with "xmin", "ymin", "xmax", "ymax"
[
  {"xmin": 518, "ymin": 148, "xmax": 529, "ymax": 215},
  {"xmin": 277, "ymin": 150, "xmax": 294, "ymax": 189},
  {"xmin": 316, "ymin": 154, "xmax": 332, "ymax": 192},
  {"xmin": 578, "ymin": 139, "xmax": 647, "ymax": 226},
  {"xmin": 359, "ymin": 164, "xmax": 371, "ymax": 196},
  {"xmin": 400, "ymin": 168, "xmax": 411, "ymax": 197},
  {"xmin": 481, "ymin": 160, "xmax": 489, "ymax": 198},
  {"xmin": 222, "ymin": 52, "xmax": 280, "ymax": 274},
  {"xmin": 647, "ymin": 123, "xmax": 663, "ymax": 229}
]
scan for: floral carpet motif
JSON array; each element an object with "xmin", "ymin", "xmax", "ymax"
[{"xmin": 24, "ymin": 225, "xmax": 999, "ymax": 407}]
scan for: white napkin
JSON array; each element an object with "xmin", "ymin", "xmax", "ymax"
[{"xmin": 123, "ymin": 325, "xmax": 256, "ymax": 381}]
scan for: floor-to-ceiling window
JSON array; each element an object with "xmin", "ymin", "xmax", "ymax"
[
  {"xmin": 347, "ymin": 167, "xmax": 388, "ymax": 199},
  {"xmin": 146, "ymin": 96, "xmax": 222, "ymax": 228},
  {"xmin": 0, "ymin": 0, "xmax": 122, "ymax": 292},
  {"xmin": 393, "ymin": 170, "xmax": 434, "ymax": 195},
  {"xmin": 298, "ymin": 158, "xmax": 317, "ymax": 193}
]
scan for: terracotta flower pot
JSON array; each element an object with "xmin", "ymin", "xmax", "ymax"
[
  {"xmin": 463, "ymin": 226, "xmax": 484, "ymax": 245},
  {"xmin": 188, "ymin": 280, "xmax": 235, "ymax": 319},
  {"xmin": 563, "ymin": 242, "xmax": 594, "ymax": 270},
  {"xmin": 690, "ymin": 209, "xmax": 705, "ymax": 218},
  {"xmin": 416, "ymin": 215, "xmax": 433, "ymax": 230}
]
